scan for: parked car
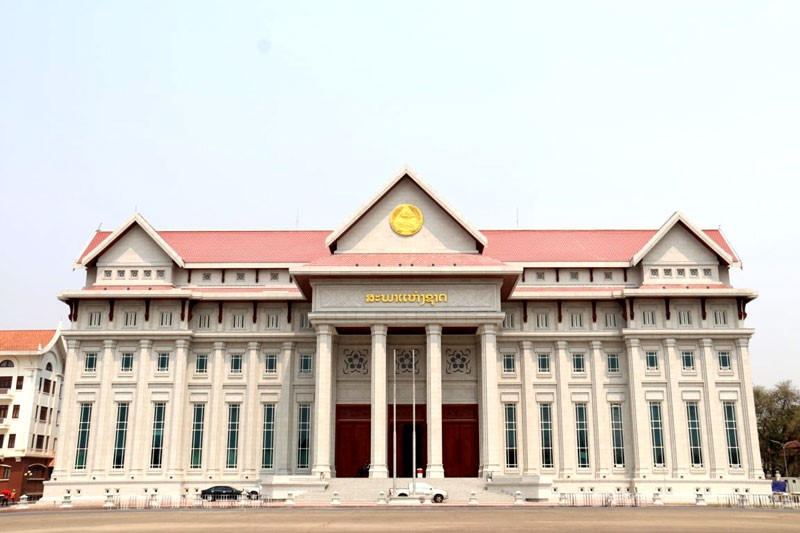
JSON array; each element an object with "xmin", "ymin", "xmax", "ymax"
[
  {"xmin": 390, "ymin": 482, "xmax": 448, "ymax": 503},
  {"xmin": 200, "ymin": 485, "xmax": 243, "ymax": 501}
]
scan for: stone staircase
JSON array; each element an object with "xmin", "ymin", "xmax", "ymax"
[{"xmin": 293, "ymin": 477, "xmax": 515, "ymax": 505}]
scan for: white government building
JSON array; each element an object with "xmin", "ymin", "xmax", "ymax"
[{"xmin": 43, "ymin": 170, "xmax": 766, "ymax": 503}]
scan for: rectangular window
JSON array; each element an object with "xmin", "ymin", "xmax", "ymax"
[
  {"xmin": 112, "ymin": 403, "xmax": 129, "ymax": 469},
  {"xmin": 266, "ymin": 313, "xmax": 280, "ymax": 329},
  {"xmin": 0, "ymin": 377, "xmax": 9, "ymax": 390},
  {"xmin": 502, "ymin": 311, "xmax": 515, "ymax": 330},
  {"xmin": 502, "ymin": 354, "xmax": 516, "ymax": 374},
  {"xmin": 0, "ymin": 405, "xmax": 7, "ymax": 420},
  {"xmin": 159, "ymin": 312, "xmax": 173, "ymax": 327},
  {"xmin": 610, "ymin": 403, "xmax": 625, "ymax": 467},
  {"xmin": 540, "ymin": 404, "xmax": 553, "ymax": 468},
  {"xmin": 124, "ymin": 311, "xmax": 137, "ymax": 327},
  {"xmin": 718, "ymin": 351, "xmax": 732, "ymax": 371},
  {"xmin": 570, "ymin": 313, "xmax": 584, "ymax": 329},
  {"xmin": 535, "ymin": 313, "xmax": 549, "ymax": 329},
  {"xmin": 646, "ymin": 351, "xmax": 659, "ymax": 371},
  {"xmin": 0, "ymin": 435, "xmax": 4, "ymax": 449},
  {"xmin": 226, "ymin": 404, "xmax": 240, "ymax": 468},
  {"xmin": 84, "ymin": 353, "xmax": 97, "ymax": 373},
  {"xmin": 297, "ymin": 403, "xmax": 311, "ymax": 469},
  {"xmin": 300, "ymin": 313, "xmax": 311, "ymax": 330},
  {"xmin": 604, "ymin": 313, "xmax": 617, "ymax": 328},
  {"xmin": 686, "ymin": 401, "xmax": 703, "ymax": 467},
  {"xmin": 572, "ymin": 353, "xmax": 585, "ymax": 374},
  {"xmin": 12, "ymin": 405, "xmax": 19, "ymax": 418},
  {"xmin": 190, "ymin": 403, "xmax": 205, "ymax": 469},
  {"xmin": 230, "ymin": 354, "xmax": 243, "ymax": 374},
  {"xmin": 39, "ymin": 405, "xmax": 48, "ymax": 422},
  {"xmin": 121, "ymin": 352, "xmax": 134, "ymax": 373},
  {"xmin": 681, "ymin": 351, "xmax": 695, "ymax": 371},
  {"xmin": 75, "ymin": 403, "xmax": 92, "ymax": 469},
  {"xmin": 150, "ymin": 402, "xmax": 166, "ymax": 469},
  {"xmin": 195, "ymin": 354, "xmax": 208, "ymax": 373},
  {"xmin": 8, "ymin": 434, "xmax": 16, "ymax": 448},
  {"xmin": 723, "ymin": 401, "xmax": 741, "ymax": 467},
  {"xmin": 232, "ymin": 314, "xmax": 245, "ymax": 329},
  {"xmin": 642, "ymin": 310, "xmax": 656, "ymax": 327},
  {"xmin": 607, "ymin": 353, "xmax": 620, "ymax": 374},
  {"xmin": 575, "ymin": 403, "xmax": 590, "ymax": 468},
  {"xmin": 262, "ymin": 403, "xmax": 275, "ymax": 469},
  {"xmin": 504, "ymin": 404, "xmax": 518, "ymax": 468},
  {"xmin": 265, "ymin": 354, "xmax": 277, "ymax": 374},
  {"xmin": 36, "ymin": 434, "xmax": 44, "ymax": 449},
  {"xmin": 649, "ymin": 402, "xmax": 666, "ymax": 467},
  {"xmin": 16, "ymin": 376, "xmax": 23, "ymax": 390},
  {"xmin": 537, "ymin": 353, "xmax": 550, "ymax": 373},
  {"xmin": 88, "ymin": 311, "xmax": 101, "ymax": 327},
  {"xmin": 714, "ymin": 310, "xmax": 728, "ymax": 326},
  {"xmin": 198, "ymin": 314, "xmax": 211, "ymax": 329},
  {"xmin": 157, "ymin": 353, "xmax": 170, "ymax": 372},
  {"xmin": 678, "ymin": 310, "xmax": 693, "ymax": 326},
  {"xmin": 299, "ymin": 354, "xmax": 313, "ymax": 375}
]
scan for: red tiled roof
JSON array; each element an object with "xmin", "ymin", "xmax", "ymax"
[
  {"xmin": 303, "ymin": 253, "xmax": 509, "ymax": 268},
  {"xmin": 77, "ymin": 228, "xmax": 738, "ymax": 265},
  {"xmin": 0, "ymin": 330, "xmax": 56, "ymax": 351}
]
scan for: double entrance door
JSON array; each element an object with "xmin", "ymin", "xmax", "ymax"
[{"xmin": 335, "ymin": 403, "xmax": 479, "ymax": 478}]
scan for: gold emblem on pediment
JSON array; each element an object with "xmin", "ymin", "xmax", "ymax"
[{"xmin": 390, "ymin": 204, "xmax": 424, "ymax": 236}]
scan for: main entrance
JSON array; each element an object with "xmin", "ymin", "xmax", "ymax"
[
  {"xmin": 388, "ymin": 404, "xmax": 427, "ymax": 478},
  {"xmin": 442, "ymin": 404, "xmax": 479, "ymax": 477}
]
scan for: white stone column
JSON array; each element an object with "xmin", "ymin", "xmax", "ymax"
[
  {"xmin": 130, "ymin": 339, "xmax": 152, "ymax": 476},
  {"xmin": 91, "ymin": 339, "xmax": 117, "ymax": 475},
  {"xmin": 167, "ymin": 339, "xmax": 189, "ymax": 476},
  {"xmin": 590, "ymin": 340, "xmax": 610, "ymax": 477},
  {"xmin": 369, "ymin": 325, "xmax": 389, "ymax": 478},
  {"xmin": 274, "ymin": 341, "xmax": 295, "ymax": 474},
  {"xmin": 207, "ymin": 341, "xmax": 226, "ymax": 477},
  {"xmin": 312, "ymin": 324, "xmax": 334, "ymax": 479},
  {"xmin": 52, "ymin": 339, "xmax": 80, "ymax": 479},
  {"xmin": 625, "ymin": 337, "xmax": 650, "ymax": 478},
  {"xmin": 555, "ymin": 340, "xmax": 574, "ymax": 477},
  {"xmin": 242, "ymin": 341, "xmax": 260, "ymax": 478},
  {"xmin": 664, "ymin": 338, "xmax": 689, "ymax": 477},
  {"xmin": 700, "ymin": 338, "xmax": 727, "ymax": 478},
  {"xmin": 520, "ymin": 340, "xmax": 538, "ymax": 475},
  {"xmin": 736, "ymin": 337, "xmax": 763, "ymax": 478},
  {"xmin": 426, "ymin": 324, "xmax": 444, "ymax": 478},
  {"xmin": 478, "ymin": 324, "xmax": 501, "ymax": 477}
]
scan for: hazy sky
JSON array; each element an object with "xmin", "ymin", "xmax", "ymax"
[{"xmin": 1, "ymin": 2, "xmax": 798, "ymax": 387}]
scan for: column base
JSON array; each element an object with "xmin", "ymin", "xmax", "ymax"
[
  {"xmin": 425, "ymin": 465, "xmax": 445, "ymax": 479},
  {"xmin": 479, "ymin": 464, "xmax": 501, "ymax": 479},
  {"xmin": 312, "ymin": 466, "xmax": 331, "ymax": 480},
  {"xmin": 369, "ymin": 466, "xmax": 389, "ymax": 479}
]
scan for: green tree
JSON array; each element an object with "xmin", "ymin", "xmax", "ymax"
[{"xmin": 755, "ymin": 380, "xmax": 800, "ymax": 477}]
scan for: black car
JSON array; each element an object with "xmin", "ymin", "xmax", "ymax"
[{"xmin": 201, "ymin": 485, "xmax": 243, "ymax": 501}]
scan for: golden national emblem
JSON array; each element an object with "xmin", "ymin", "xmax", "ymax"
[{"xmin": 390, "ymin": 204, "xmax": 424, "ymax": 236}]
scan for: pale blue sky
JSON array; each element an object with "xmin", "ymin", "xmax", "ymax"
[{"xmin": 1, "ymin": 2, "xmax": 797, "ymax": 386}]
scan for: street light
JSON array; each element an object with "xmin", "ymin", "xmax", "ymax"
[{"xmin": 769, "ymin": 439, "xmax": 799, "ymax": 477}]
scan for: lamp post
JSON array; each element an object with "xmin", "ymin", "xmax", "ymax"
[{"xmin": 769, "ymin": 439, "xmax": 799, "ymax": 477}]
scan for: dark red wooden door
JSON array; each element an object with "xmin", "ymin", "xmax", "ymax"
[
  {"xmin": 442, "ymin": 404, "xmax": 479, "ymax": 477},
  {"xmin": 335, "ymin": 405, "xmax": 371, "ymax": 477}
]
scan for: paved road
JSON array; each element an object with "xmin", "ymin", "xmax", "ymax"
[{"xmin": 2, "ymin": 506, "xmax": 798, "ymax": 532}]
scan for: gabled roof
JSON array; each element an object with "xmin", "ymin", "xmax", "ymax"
[
  {"xmin": 631, "ymin": 212, "xmax": 737, "ymax": 267},
  {"xmin": 76, "ymin": 213, "xmax": 185, "ymax": 268},
  {"xmin": 0, "ymin": 329, "xmax": 58, "ymax": 352},
  {"xmin": 482, "ymin": 229, "xmax": 655, "ymax": 263},
  {"xmin": 324, "ymin": 168, "xmax": 488, "ymax": 252}
]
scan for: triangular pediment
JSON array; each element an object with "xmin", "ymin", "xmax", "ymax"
[
  {"xmin": 77, "ymin": 213, "xmax": 185, "ymax": 268},
  {"xmin": 633, "ymin": 212, "xmax": 736, "ymax": 266},
  {"xmin": 326, "ymin": 168, "xmax": 487, "ymax": 254}
]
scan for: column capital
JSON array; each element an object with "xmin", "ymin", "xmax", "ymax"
[
  {"xmin": 281, "ymin": 341, "xmax": 295, "ymax": 351},
  {"xmin": 624, "ymin": 337, "xmax": 640, "ymax": 349},
  {"xmin": 139, "ymin": 339, "xmax": 153, "ymax": 350},
  {"xmin": 247, "ymin": 341, "xmax": 261, "ymax": 351},
  {"xmin": 664, "ymin": 338, "xmax": 677, "ymax": 348},
  {"xmin": 66, "ymin": 339, "xmax": 81, "ymax": 351},
  {"xmin": 699, "ymin": 338, "xmax": 714, "ymax": 348},
  {"xmin": 735, "ymin": 337, "xmax": 750, "ymax": 349},
  {"xmin": 213, "ymin": 341, "xmax": 227, "ymax": 351},
  {"xmin": 103, "ymin": 339, "xmax": 117, "ymax": 350},
  {"xmin": 175, "ymin": 339, "xmax": 191, "ymax": 350},
  {"xmin": 426, "ymin": 324, "xmax": 442, "ymax": 336},
  {"xmin": 519, "ymin": 340, "xmax": 534, "ymax": 351},
  {"xmin": 590, "ymin": 340, "xmax": 603, "ymax": 350},
  {"xmin": 555, "ymin": 340, "xmax": 569, "ymax": 351},
  {"xmin": 370, "ymin": 324, "xmax": 388, "ymax": 336},
  {"xmin": 477, "ymin": 323, "xmax": 497, "ymax": 336},
  {"xmin": 315, "ymin": 324, "xmax": 334, "ymax": 336}
]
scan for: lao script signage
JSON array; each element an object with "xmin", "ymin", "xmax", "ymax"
[{"xmin": 365, "ymin": 292, "xmax": 447, "ymax": 306}]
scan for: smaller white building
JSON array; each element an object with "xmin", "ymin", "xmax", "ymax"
[{"xmin": 0, "ymin": 328, "xmax": 66, "ymax": 500}]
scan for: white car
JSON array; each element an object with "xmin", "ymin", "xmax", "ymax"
[
  {"xmin": 391, "ymin": 482, "xmax": 448, "ymax": 503},
  {"xmin": 242, "ymin": 484, "xmax": 262, "ymax": 500}
]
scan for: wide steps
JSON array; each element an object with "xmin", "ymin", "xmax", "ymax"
[{"xmin": 293, "ymin": 478, "xmax": 514, "ymax": 504}]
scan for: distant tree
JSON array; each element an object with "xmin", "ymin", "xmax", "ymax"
[{"xmin": 754, "ymin": 380, "xmax": 800, "ymax": 477}]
